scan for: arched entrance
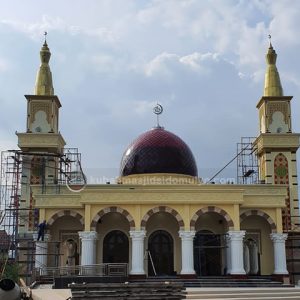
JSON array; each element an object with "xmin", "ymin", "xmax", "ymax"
[
  {"xmin": 194, "ymin": 230, "xmax": 222, "ymax": 276},
  {"xmin": 240, "ymin": 210, "xmax": 275, "ymax": 275},
  {"xmin": 103, "ymin": 230, "xmax": 129, "ymax": 263},
  {"xmin": 48, "ymin": 211, "xmax": 84, "ymax": 268},
  {"xmin": 148, "ymin": 230, "xmax": 174, "ymax": 276}
]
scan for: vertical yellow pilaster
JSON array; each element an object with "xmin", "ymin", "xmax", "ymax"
[
  {"xmin": 134, "ymin": 204, "xmax": 141, "ymax": 230},
  {"xmin": 233, "ymin": 204, "xmax": 240, "ymax": 230},
  {"xmin": 85, "ymin": 204, "xmax": 91, "ymax": 231},
  {"xmin": 183, "ymin": 204, "xmax": 190, "ymax": 230},
  {"xmin": 276, "ymin": 207, "xmax": 283, "ymax": 233}
]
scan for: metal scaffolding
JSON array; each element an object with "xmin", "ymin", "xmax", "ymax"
[
  {"xmin": 0, "ymin": 148, "xmax": 83, "ymax": 281},
  {"xmin": 0, "ymin": 151, "xmax": 22, "ymax": 260},
  {"xmin": 236, "ymin": 137, "xmax": 259, "ymax": 184}
]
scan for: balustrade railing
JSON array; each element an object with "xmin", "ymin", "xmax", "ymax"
[{"xmin": 34, "ymin": 263, "xmax": 128, "ymax": 282}]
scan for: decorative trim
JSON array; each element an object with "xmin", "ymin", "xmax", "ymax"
[
  {"xmin": 190, "ymin": 206, "xmax": 234, "ymax": 230},
  {"xmin": 78, "ymin": 231, "xmax": 98, "ymax": 240},
  {"xmin": 270, "ymin": 233, "xmax": 288, "ymax": 242},
  {"xmin": 140, "ymin": 206, "xmax": 184, "ymax": 230},
  {"xmin": 129, "ymin": 230, "xmax": 146, "ymax": 239},
  {"xmin": 179, "ymin": 230, "xmax": 196, "ymax": 240},
  {"xmin": 48, "ymin": 210, "xmax": 84, "ymax": 226},
  {"xmin": 227, "ymin": 230, "xmax": 246, "ymax": 241},
  {"xmin": 240, "ymin": 210, "xmax": 277, "ymax": 232},
  {"xmin": 90, "ymin": 206, "xmax": 135, "ymax": 230}
]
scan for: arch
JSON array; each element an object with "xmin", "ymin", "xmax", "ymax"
[
  {"xmin": 48, "ymin": 210, "xmax": 84, "ymax": 226},
  {"xmin": 90, "ymin": 206, "xmax": 135, "ymax": 231},
  {"xmin": 240, "ymin": 210, "xmax": 277, "ymax": 232},
  {"xmin": 190, "ymin": 206, "xmax": 234, "ymax": 230},
  {"xmin": 140, "ymin": 206, "xmax": 184, "ymax": 230}
]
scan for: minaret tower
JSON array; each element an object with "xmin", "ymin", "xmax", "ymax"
[
  {"xmin": 16, "ymin": 36, "xmax": 65, "ymax": 232},
  {"xmin": 254, "ymin": 40, "xmax": 300, "ymax": 230}
]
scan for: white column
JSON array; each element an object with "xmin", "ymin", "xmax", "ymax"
[
  {"xmin": 33, "ymin": 233, "xmax": 50, "ymax": 275},
  {"xmin": 270, "ymin": 233, "xmax": 288, "ymax": 275},
  {"xmin": 225, "ymin": 235, "xmax": 231, "ymax": 274},
  {"xmin": 227, "ymin": 231, "xmax": 246, "ymax": 275},
  {"xmin": 179, "ymin": 230, "xmax": 195, "ymax": 275},
  {"xmin": 78, "ymin": 231, "xmax": 98, "ymax": 266},
  {"xmin": 129, "ymin": 230, "xmax": 146, "ymax": 275}
]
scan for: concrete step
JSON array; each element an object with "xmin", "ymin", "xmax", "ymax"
[
  {"xmin": 70, "ymin": 282, "xmax": 186, "ymax": 299},
  {"xmin": 133, "ymin": 276, "xmax": 286, "ymax": 288},
  {"xmin": 186, "ymin": 294, "xmax": 300, "ymax": 299},
  {"xmin": 186, "ymin": 287, "xmax": 300, "ymax": 299},
  {"xmin": 186, "ymin": 295, "xmax": 300, "ymax": 300},
  {"xmin": 184, "ymin": 282, "xmax": 284, "ymax": 288}
]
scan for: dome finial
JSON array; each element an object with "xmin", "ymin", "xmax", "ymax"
[
  {"xmin": 268, "ymin": 34, "xmax": 273, "ymax": 48},
  {"xmin": 153, "ymin": 103, "xmax": 163, "ymax": 128},
  {"xmin": 34, "ymin": 33, "xmax": 54, "ymax": 95},
  {"xmin": 44, "ymin": 31, "xmax": 48, "ymax": 44},
  {"xmin": 263, "ymin": 36, "xmax": 283, "ymax": 96}
]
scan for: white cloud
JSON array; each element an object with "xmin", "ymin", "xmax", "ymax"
[
  {"xmin": 269, "ymin": 1, "xmax": 300, "ymax": 46},
  {"xmin": 1, "ymin": 15, "xmax": 118, "ymax": 43},
  {"xmin": 179, "ymin": 52, "xmax": 219, "ymax": 72},
  {"xmin": 0, "ymin": 0, "xmax": 300, "ymax": 176},
  {"xmin": 1, "ymin": 15, "xmax": 66, "ymax": 39},
  {"xmin": 144, "ymin": 52, "xmax": 179, "ymax": 77},
  {"xmin": 144, "ymin": 51, "xmax": 221, "ymax": 77}
]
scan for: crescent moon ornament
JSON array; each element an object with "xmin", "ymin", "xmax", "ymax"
[
  {"xmin": 153, "ymin": 103, "xmax": 163, "ymax": 128},
  {"xmin": 153, "ymin": 103, "xmax": 163, "ymax": 115}
]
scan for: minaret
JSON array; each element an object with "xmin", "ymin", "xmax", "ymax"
[
  {"xmin": 263, "ymin": 42, "xmax": 283, "ymax": 97},
  {"xmin": 254, "ymin": 41, "xmax": 300, "ymax": 231},
  {"xmin": 34, "ymin": 39, "xmax": 54, "ymax": 96},
  {"xmin": 16, "ymin": 37, "xmax": 66, "ymax": 232}
]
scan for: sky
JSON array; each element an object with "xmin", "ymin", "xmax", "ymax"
[{"xmin": 0, "ymin": 0, "xmax": 300, "ymax": 183}]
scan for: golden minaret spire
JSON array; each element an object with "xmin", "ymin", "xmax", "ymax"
[
  {"xmin": 263, "ymin": 35, "xmax": 283, "ymax": 97},
  {"xmin": 34, "ymin": 32, "xmax": 54, "ymax": 95}
]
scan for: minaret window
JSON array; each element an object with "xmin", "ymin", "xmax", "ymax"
[
  {"xmin": 269, "ymin": 111, "xmax": 288, "ymax": 134},
  {"xmin": 30, "ymin": 110, "xmax": 51, "ymax": 133}
]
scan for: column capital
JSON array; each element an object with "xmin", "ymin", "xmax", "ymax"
[
  {"xmin": 179, "ymin": 230, "xmax": 196, "ymax": 240},
  {"xmin": 227, "ymin": 230, "xmax": 246, "ymax": 241},
  {"xmin": 129, "ymin": 230, "xmax": 146, "ymax": 239},
  {"xmin": 79, "ymin": 231, "xmax": 98, "ymax": 240},
  {"xmin": 270, "ymin": 233, "xmax": 288, "ymax": 242}
]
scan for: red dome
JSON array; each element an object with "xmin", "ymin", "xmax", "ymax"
[{"xmin": 120, "ymin": 127, "xmax": 198, "ymax": 177}]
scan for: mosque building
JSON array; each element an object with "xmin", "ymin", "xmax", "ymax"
[{"xmin": 9, "ymin": 37, "xmax": 300, "ymax": 283}]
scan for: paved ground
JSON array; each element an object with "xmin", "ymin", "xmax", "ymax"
[
  {"xmin": 31, "ymin": 288, "xmax": 71, "ymax": 300},
  {"xmin": 30, "ymin": 285, "xmax": 300, "ymax": 300}
]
